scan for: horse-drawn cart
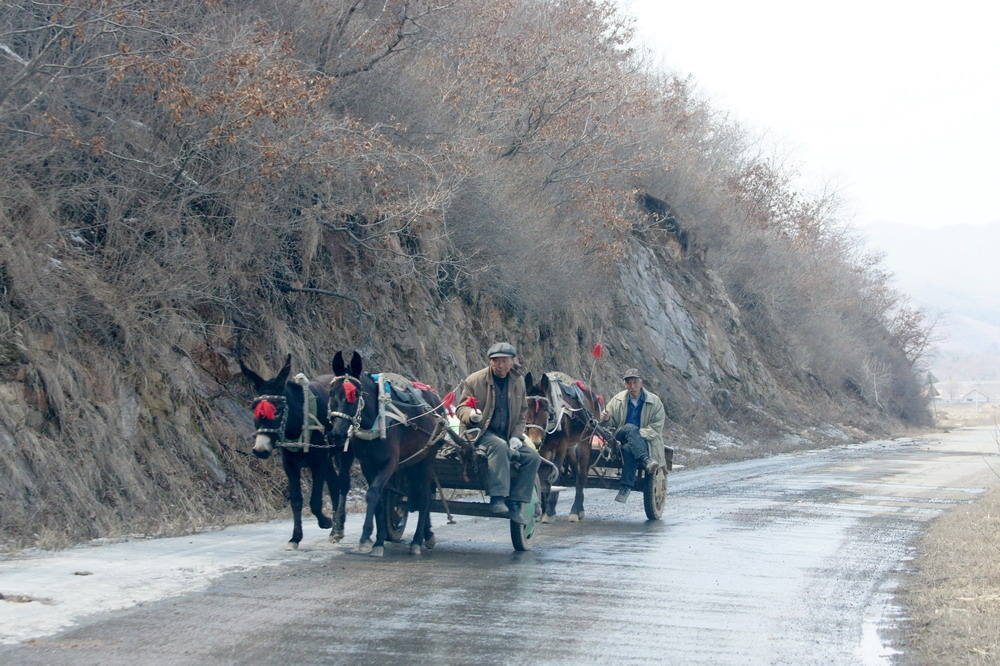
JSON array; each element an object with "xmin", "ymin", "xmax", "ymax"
[
  {"xmin": 381, "ymin": 426, "xmax": 555, "ymax": 551},
  {"xmin": 551, "ymin": 435, "xmax": 673, "ymax": 520}
]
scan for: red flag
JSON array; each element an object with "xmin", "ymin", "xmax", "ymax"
[{"xmin": 592, "ymin": 343, "xmax": 603, "ymax": 358}]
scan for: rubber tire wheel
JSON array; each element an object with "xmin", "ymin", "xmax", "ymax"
[
  {"xmin": 643, "ymin": 466, "xmax": 668, "ymax": 520},
  {"xmin": 383, "ymin": 488, "xmax": 409, "ymax": 542},
  {"xmin": 510, "ymin": 478, "xmax": 542, "ymax": 551}
]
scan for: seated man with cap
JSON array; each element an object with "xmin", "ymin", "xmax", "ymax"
[
  {"xmin": 455, "ymin": 342, "xmax": 542, "ymax": 524},
  {"xmin": 600, "ymin": 367, "xmax": 664, "ymax": 503}
]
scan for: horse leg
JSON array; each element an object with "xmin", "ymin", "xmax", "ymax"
[
  {"xmin": 357, "ymin": 459, "xmax": 377, "ymax": 554},
  {"xmin": 570, "ymin": 440, "xmax": 592, "ymax": 522},
  {"xmin": 283, "ymin": 453, "xmax": 304, "ymax": 550},
  {"xmin": 409, "ymin": 464, "xmax": 433, "ymax": 555},
  {"xmin": 551, "ymin": 442, "xmax": 571, "ymax": 521},
  {"xmin": 309, "ymin": 452, "xmax": 333, "ymax": 530},
  {"xmin": 539, "ymin": 445, "xmax": 557, "ymax": 523},
  {"xmin": 328, "ymin": 450, "xmax": 351, "ymax": 543},
  {"xmin": 368, "ymin": 461, "xmax": 397, "ymax": 558}
]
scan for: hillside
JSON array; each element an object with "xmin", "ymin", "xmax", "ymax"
[{"xmin": 0, "ymin": 0, "xmax": 930, "ymax": 550}]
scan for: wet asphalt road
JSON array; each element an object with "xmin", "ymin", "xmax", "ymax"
[{"xmin": 3, "ymin": 428, "xmax": 998, "ymax": 665}]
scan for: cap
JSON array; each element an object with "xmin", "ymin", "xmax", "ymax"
[
  {"xmin": 487, "ymin": 342, "xmax": 517, "ymax": 358},
  {"xmin": 622, "ymin": 368, "xmax": 642, "ymax": 381}
]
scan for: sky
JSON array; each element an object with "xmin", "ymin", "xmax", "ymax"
[{"xmin": 623, "ymin": 0, "xmax": 1000, "ymax": 230}]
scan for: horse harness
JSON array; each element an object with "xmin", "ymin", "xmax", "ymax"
[
  {"xmin": 526, "ymin": 389, "xmax": 619, "ymax": 465},
  {"xmin": 252, "ymin": 374, "xmax": 330, "ymax": 452},
  {"xmin": 328, "ymin": 373, "xmax": 448, "ymax": 466}
]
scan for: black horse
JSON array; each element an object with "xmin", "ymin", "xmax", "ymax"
[
  {"xmin": 239, "ymin": 354, "xmax": 353, "ymax": 549},
  {"xmin": 327, "ymin": 351, "xmax": 445, "ymax": 557}
]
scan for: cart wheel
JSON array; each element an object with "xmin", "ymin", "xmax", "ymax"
[
  {"xmin": 643, "ymin": 466, "xmax": 668, "ymax": 520},
  {"xmin": 383, "ymin": 488, "xmax": 409, "ymax": 542},
  {"xmin": 511, "ymin": 478, "xmax": 542, "ymax": 551}
]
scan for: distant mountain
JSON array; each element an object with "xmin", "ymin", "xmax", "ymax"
[{"xmin": 862, "ymin": 220, "xmax": 1000, "ymax": 385}]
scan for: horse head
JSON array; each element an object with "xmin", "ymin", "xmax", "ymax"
[
  {"xmin": 327, "ymin": 351, "xmax": 378, "ymax": 445},
  {"xmin": 239, "ymin": 353, "xmax": 295, "ymax": 459},
  {"xmin": 524, "ymin": 371, "xmax": 554, "ymax": 450}
]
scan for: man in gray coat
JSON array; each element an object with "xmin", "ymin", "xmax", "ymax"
[
  {"xmin": 600, "ymin": 368, "xmax": 665, "ymax": 503},
  {"xmin": 455, "ymin": 342, "xmax": 542, "ymax": 524}
]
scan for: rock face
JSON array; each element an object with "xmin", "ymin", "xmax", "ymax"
[{"xmin": 0, "ymin": 225, "xmax": 889, "ymax": 551}]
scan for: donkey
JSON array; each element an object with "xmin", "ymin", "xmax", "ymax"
[
  {"xmin": 326, "ymin": 351, "xmax": 445, "ymax": 557},
  {"xmin": 524, "ymin": 372, "xmax": 601, "ymax": 523},
  {"xmin": 239, "ymin": 354, "xmax": 353, "ymax": 549}
]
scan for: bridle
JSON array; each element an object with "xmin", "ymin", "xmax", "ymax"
[
  {"xmin": 251, "ymin": 394, "xmax": 289, "ymax": 440},
  {"xmin": 525, "ymin": 394, "xmax": 558, "ymax": 436},
  {"xmin": 328, "ymin": 375, "xmax": 366, "ymax": 428}
]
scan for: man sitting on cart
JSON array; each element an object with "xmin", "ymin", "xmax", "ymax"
[
  {"xmin": 455, "ymin": 342, "xmax": 542, "ymax": 524},
  {"xmin": 600, "ymin": 367, "xmax": 664, "ymax": 504}
]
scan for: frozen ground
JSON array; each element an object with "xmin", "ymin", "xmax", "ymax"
[{"xmin": 0, "ymin": 517, "xmax": 365, "ymax": 644}]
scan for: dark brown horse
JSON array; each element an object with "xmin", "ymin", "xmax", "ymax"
[
  {"xmin": 239, "ymin": 354, "xmax": 353, "ymax": 549},
  {"xmin": 326, "ymin": 351, "xmax": 445, "ymax": 557},
  {"xmin": 524, "ymin": 372, "xmax": 601, "ymax": 523}
]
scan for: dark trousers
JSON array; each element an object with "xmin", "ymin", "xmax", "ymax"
[
  {"xmin": 615, "ymin": 424, "xmax": 650, "ymax": 489},
  {"xmin": 478, "ymin": 432, "xmax": 542, "ymax": 502}
]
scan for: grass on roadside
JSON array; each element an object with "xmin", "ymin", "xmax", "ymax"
[{"xmin": 896, "ymin": 424, "xmax": 1000, "ymax": 664}]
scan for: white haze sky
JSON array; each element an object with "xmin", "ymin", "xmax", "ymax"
[{"xmin": 624, "ymin": 0, "xmax": 1000, "ymax": 230}]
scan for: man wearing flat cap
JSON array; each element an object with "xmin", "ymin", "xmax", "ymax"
[
  {"xmin": 600, "ymin": 368, "xmax": 665, "ymax": 503},
  {"xmin": 455, "ymin": 342, "xmax": 542, "ymax": 523}
]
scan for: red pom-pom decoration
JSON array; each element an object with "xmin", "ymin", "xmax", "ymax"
[
  {"xmin": 344, "ymin": 381, "xmax": 357, "ymax": 403},
  {"xmin": 255, "ymin": 400, "xmax": 277, "ymax": 421},
  {"xmin": 464, "ymin": 396, "xmax": 479, "ymax": 409}
]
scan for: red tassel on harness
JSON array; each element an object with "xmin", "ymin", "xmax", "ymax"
[
  {"xmin": 344, "ymin": 381, "xmax": 357, "ymax": 403},
  {"xmin": 592, "ymin": 343, "xmax": 603, "ymax": 358},
  {"xmin": 442, "ymin": 391, "xmax": 455, "ymax": 409},
  {"xmin": 255, "ymin": 400, "xmax": 277, "ymax": 421},
  {"xmin": 464, "ymin": 396, "xmax": 479, "ymax": 409},
  {"xmin": 575, "ymin": 380, "xmax": 589, "ymax": 391}
]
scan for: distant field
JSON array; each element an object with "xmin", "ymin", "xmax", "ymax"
[{"xmin": 934, "ymin": 403, "xmax": 1000, "ymax": 428}]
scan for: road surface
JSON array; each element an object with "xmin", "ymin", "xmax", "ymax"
[{"xmin": 1, "ymin": 427, "xmax": 997, "ymax": 664}]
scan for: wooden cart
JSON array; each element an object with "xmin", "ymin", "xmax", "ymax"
[{"xmin": 380, "ymin": 428, "xmax": 555, "ymax": 551}]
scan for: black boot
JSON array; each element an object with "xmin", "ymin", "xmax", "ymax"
[{"xmin": 506, "ymin": 499, "xmax": 526, "ymax": 525}]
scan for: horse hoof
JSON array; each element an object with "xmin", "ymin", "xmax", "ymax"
[
  {"xmin": 542, "ymin": 514, "xmax": 555, "ymax": 524},
  {"xmin": 328, "ymin": 532, "xmax": 343, "ymax": 543},
  {"xmin": 425, "ymin": 535, "xmax": 436, "ymax": 550},
  {"xmin": 358, "ymin": 541, "xmax": 373, "ymax": 554},
  {"xmin": 286, "ymin": 542, "xmax": 299, "ymax": 551},
  {"xmin": 318, "ymin": 516, "xmax": 333, "ymax": 530},
  {"xmin": 409, "ymin": 543, "xmax": 423, "ymax": 556},
  {"xmin": 370, "ymin": 546, "xmax": 385, "ymax": 558},
  {"xmin": 568, "ymin": 513, "xmax": 579, "ymax": 523}
]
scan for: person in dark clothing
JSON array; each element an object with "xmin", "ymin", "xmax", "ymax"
[{"xmin": 455, "ymin": 342, "xmax": 543, "ymax": 524}]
